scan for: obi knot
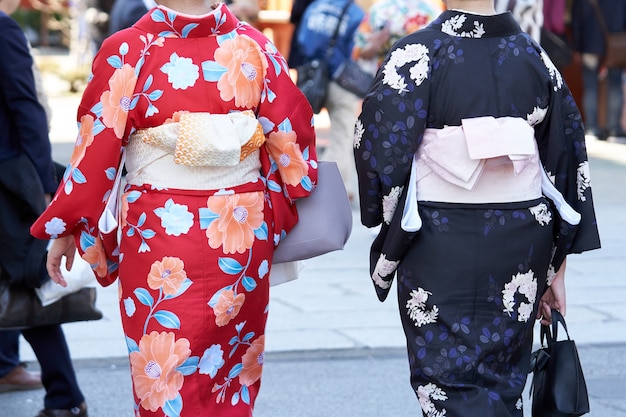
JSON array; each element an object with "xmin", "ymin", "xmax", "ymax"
[{"xmin": 134, "ymin": 111, "xmax": 265, "ymax": 167}]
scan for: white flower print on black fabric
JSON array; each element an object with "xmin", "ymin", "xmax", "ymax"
[
  {"xmin": 382, "ymin": 44, "xmax": 430, "ymax": 93},
  {"xmin": 441, "ymin": 14, "xmax": 485, "ymax": 38},
  {"xmin": 540, "ymin": 51, "xmax": 563, "ymax": 91},
  {"xmin": 527, "ymin": 106, "xmax": 548, "ymax": 126},
  {"xmin": 502, "ymin": 270, "xmax": 538, "ymax": 322},
  {"xmin": 372, "ymin": 254, "xmax": 399, "ymax": 289},
  {"xmin": 577, "ymin": 161, "xmax": 591, "ymax": 202},
  {"xmin": 406, "ymin": 288, "xmax": 439, "ymax": 327},
  {"xmin": 528, "ymin": 202, "xmax": 552, "ymax": 226},
  {"xmin": 354, "ymin": 119, "xmax": 364, "ymax": 149},
  {"xmin": 546, "ymin": 263, "xmax": 557, "ymax": 286},
  {"xmin": 417, "ymin": 383, "xmax": 448, "ymax": 417},
  {"xmin": 382, "ymin": 186, "xmax": 403, "ymax": 224}
]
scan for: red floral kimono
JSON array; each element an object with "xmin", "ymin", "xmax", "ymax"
[{"xmin": 31, "ymin": 4, "xmax": 317, "ymax": 416}]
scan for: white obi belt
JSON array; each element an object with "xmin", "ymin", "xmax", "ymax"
[
  {"xmin": 125, "ymin": 111, "xmax": 265, "ymax": 190},
  {"xmin": 400, "ymin": 116, "xmax": 580, "ymax": 232}
]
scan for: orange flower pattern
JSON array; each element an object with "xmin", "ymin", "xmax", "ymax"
[
  {"xmin": 239, "ymin": 335, "xmax": 265, "ymax": 386},
  {"xmin": 205, "ymin": 191, "xmax": 264, "ymax": 254},
  {"xmin": 100, "ymin": 63, "xmax": 137, "ymax": 138},
  {"xmin": 120, "ymin": 191, "xmax": 129, "ymax": 229},
  {"xmin": 129, "ymin": 331, "xmax": 191, "ymax": 412},
  {"xmin": 82, "ymin": 236, "xmax": 108, "ymax": 278},
  {"xmin": 69, "ymin": 114, "xmax": 95, "ymax": 168},
  {"xmin": 214, "ymin": 35, "xmax": 268, "ymax": 108},
  {"xmin": 164, "ymin": 110, "xmax": 190, "ymax": 124},
  {"xmin": 265, "ymin": 130, "xmax": 309, "ymax": 186},
  {"xmin": 147, "ymin": 257, "xmax": 187, "ymax": 295},
  {"xmin": 213, "ymin": 289, "xmax": 246, "ymax": 327}
]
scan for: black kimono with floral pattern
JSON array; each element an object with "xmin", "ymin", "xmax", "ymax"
[{"xmin": 354, "ymin": 10, "xmax": 600, "ymax": 417}]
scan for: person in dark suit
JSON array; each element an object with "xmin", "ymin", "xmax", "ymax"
[{"xmin": 0, "ymin": 0, "xmax": 88, "ymax": 415}]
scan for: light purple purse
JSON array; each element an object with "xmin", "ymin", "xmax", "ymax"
[{"xmin": 273, "ymin": 161, "xmax": 353, "ymax": 264}]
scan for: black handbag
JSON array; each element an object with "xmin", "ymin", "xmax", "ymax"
[
  {"xmin": 333, "ymin": 59, "xmax": 374, "ymax": 99},
  {"xmin": 0, "ymin": 280, "xmax": 103, "ymax": 330},
  {"xmin": 530, "ymin": 309, "xmax": 590, "ymax": 417},
  {"xmin": 296, "ymin": 58, "xmax": 329, "ymax": 114}
]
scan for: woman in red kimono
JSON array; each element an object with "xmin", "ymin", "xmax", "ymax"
[{"xmin": 31, "ymin": 1, "xmax": 317, "ymax": 416}]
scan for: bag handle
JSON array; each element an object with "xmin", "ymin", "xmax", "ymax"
[
  {"xmin": 326, "ymin": 1, "xmax": 354, "ymax": 58},
  {"xmin": 540, "ymin": 308, "xmax": 571, "ymax": 347}
]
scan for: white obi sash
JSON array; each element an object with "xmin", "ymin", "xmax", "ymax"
[
  {"xmin": 125, "ymin": 112, "xmax": 265, "ymax": 190},
  {"xmin": 416, "ymin": 116, "xmax": 543, "ymax": 203},
  {"xmin": 404, "ymin": 116, "xmax": 580, "ymax": 229}
]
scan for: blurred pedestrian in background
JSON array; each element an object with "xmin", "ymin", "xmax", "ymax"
[
  {"xmin": 293, "ymin": 0, "xmax": 365, "ymax": 200},
  {"xmin": 571, "ymin": 0, "xmax": 626, "ymax": 140},
  {"xmin": 108, "ymin": 0, "xmax": 157, "ymax": 36},
  {"xmin": 352, "ymin": 0, "xmax": 443, "ymax": 77},
  {"xmin": 494, "ymin": 0, "xmax": 544, "ymax": 42},
  {"xmin": 287, "ymin": 0, "xmax": 315, "ymax": 69},
  {"xmin": 0, "ymin": 0, "xmax": 88, "ymax": 415}
]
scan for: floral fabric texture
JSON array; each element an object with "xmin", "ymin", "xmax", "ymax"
[
  {"xmin": 354, "ymin": 10, "xmax": 600, "ymax": 416},
  {"xmin": 32, "ymin": 4, "xmax": 317, "ymax": 417},
  {"xmin": 352, "ymin": 0, "xmax": 444, "ymax": 76}
]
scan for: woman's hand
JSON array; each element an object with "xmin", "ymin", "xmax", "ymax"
[
  {"xmin": 46, "ymin": 235, "xmax": 76, "ymax": 287},
  {"xmin": 537, "ymin": 259, "xmax": 567, "ymax": 325}
]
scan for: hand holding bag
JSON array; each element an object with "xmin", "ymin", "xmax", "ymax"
[
  {"xmin": 34, "ymin": 246, "xmax": 97, "ymax": 306},
  {"xmin": 530, "ymin": 309, "xmax": 590, "ymax": 417},
  {"xmin": 0, "ymin": 272, "xmax": 102, "ymax": 330}
]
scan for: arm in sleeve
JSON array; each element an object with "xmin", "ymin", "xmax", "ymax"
[
  {"xmin": 535, "ymin": 79, "xmax": 601, "ymax": 255},
  {"xmin": 354, "ymin": 44, "xmax": 430, "ymax": 228},
  {"xmin": 256, "ymin": 45, "xmax": 318, "ymax": 201},
  {"xmin": 31, "ymin": 40, "xmax": 138, "ymax": 248}
]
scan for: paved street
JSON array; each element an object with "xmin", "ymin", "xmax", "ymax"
[{"xmin": 1, "ymin": 60, "xmax": 625, "ymax": 416}]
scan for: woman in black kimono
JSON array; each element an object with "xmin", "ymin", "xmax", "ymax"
[{"xmin": 353, "ymin": 0, "xmax": 601, "ymax": 416}]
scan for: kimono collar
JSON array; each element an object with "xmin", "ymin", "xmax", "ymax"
[
  {"xmin": 429, "ymin": 9, "xmax": 522, "ymax": 38},
  {"xmin": 134, "ymin": 3, "xmax": 242, "ymax": 38}
]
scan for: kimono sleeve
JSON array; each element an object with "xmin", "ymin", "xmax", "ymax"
[
  {"xmin": 534, "ymin": 75, "xmax": 601, "ymax": 255},
  {"xmin": 354, "ymin": 42, "xmax": 431, "ymax": 228},
  {"xmin": 31, "ymin": 39, "xmax": 139, "ymax": 276},
  {"xmin": 256, "ymin": 50, "xmax": 317, "ymax": 201}
]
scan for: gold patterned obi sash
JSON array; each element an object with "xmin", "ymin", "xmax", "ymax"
[{"xmin": 126, "ymin": 111, "xmax": 265, "ymax": 190}]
